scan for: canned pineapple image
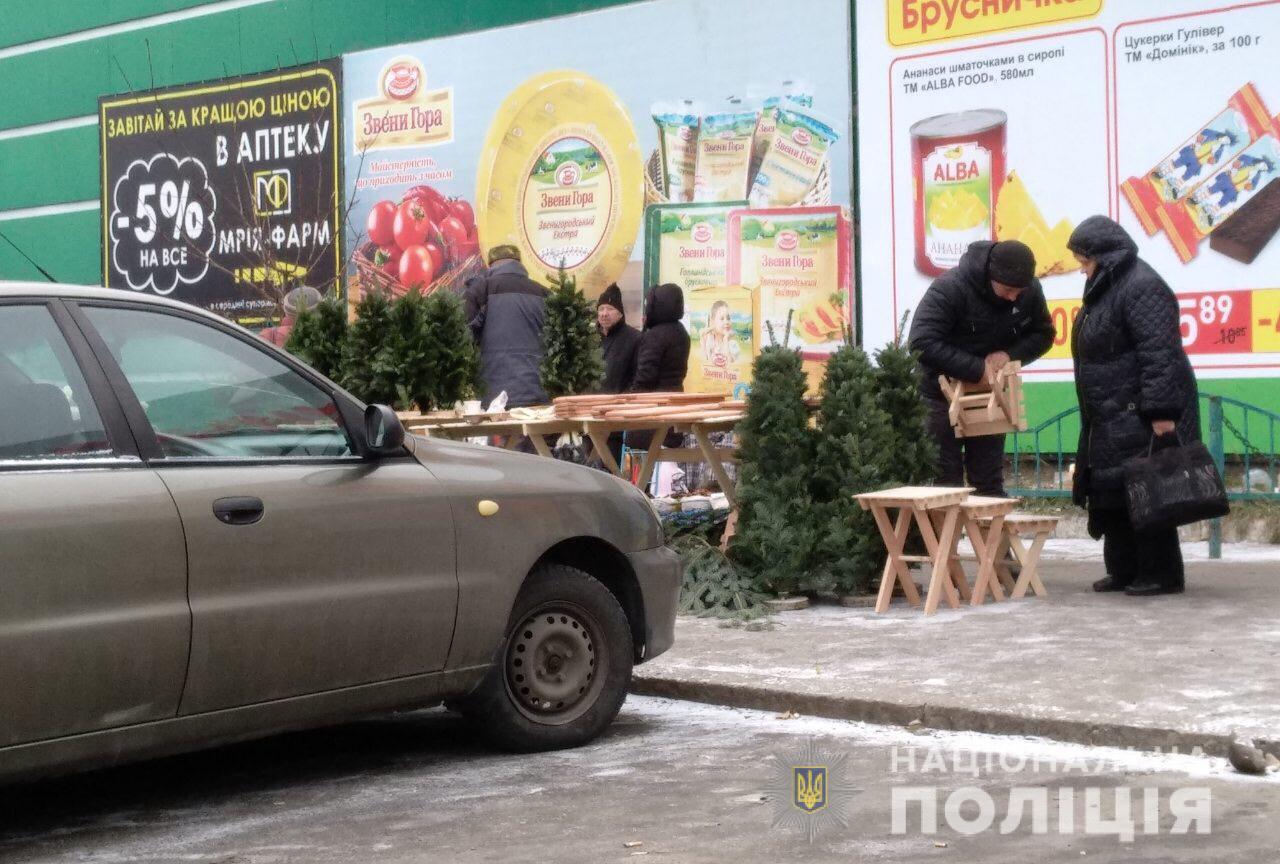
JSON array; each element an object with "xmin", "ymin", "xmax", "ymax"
[{"xmin": 910, "ymin": 109, "xmax": 1007, "ymax": 276}]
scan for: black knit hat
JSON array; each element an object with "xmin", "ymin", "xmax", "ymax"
[
  {"xmin": 597, "ymin": 283, "xmax": 624, "ymax": 313},
  {"xmin": 987, "ymin": 240, "xmax": 1036, "ymax": 289}
]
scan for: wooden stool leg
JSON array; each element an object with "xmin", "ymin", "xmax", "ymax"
[
  {"xmin": 917, "ymin": 506, "xmax": 961, "ymax": 615},
  {"xmin": 969, "ymin": 514, "xmax": 1007, "ymax": 605},
  {"xmin": 870, "ymin": 506, "xmax": 920, "ymax": 613},
  {"xmin": 992, "ymin": 530, "xmax": 1016, "ymax": 593},
  {"xmin": 936, "ymin": 511, "xmax": 971, "ymax": 602},
  {"xmin": 1011, "ymin": 531, "xmax": 1050, "ymax": 598}
]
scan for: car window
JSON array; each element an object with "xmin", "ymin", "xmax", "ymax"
[
  {"xmin": 82, "ymin": 305, "xmax": 353, "ymax": 460},
  {"xmin": 0, "ymin": 305, "xmax": 113, "ymax": 462}
]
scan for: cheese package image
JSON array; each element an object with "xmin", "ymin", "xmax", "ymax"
[
  {"xmin": 726, "ymin": 206, "xmax": 852, "ymax": 357},
  {"xmin": 652, "ymin": 100, "xmax": 701, "ymax": 203},
  {"xmin": 643, "ymin": 201, "xmax": 743, "ymax": 293},
  {"xmin": 1121, "ymin": 84, "xmax": 1274, "ymax": 236},
  {"xmin": 475, "ymin": 70, "xmax": 644, "ymax": 298},
  {"xmin": 694, "ymin": 100, "xmax": 760, "ymax": 202},
  {"xmin": 748, "ymin": 103, "xmax": 838, "ymax": 208},
  {"xmin": 683, "ymin": 285, "xmax": 757, "ymax": 395}
]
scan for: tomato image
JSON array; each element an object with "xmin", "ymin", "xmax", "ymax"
[
  {"xmin": 393, "ymin": 200, "xmax": 434, "ymax": 250},
  {"xmin": 423, "ymin": 241, "xmax": 446, "ymax": 275},
  {"xmin": 373, "ymin": 246, "xmax": 400, "ymax": 277},
  {"xmin": 366, "ymin": 201, "xmax": 397, "ymax": 247},
  {"xmin": 448, "ymin": 198, "xmax": 475, "ymax": 231},
  {"xmin": 404, "ymin": 184, "xmax": 448, "ymax": 223},
  {"xmin": 439, "ymin": 215, "xmax": 470, "ymax": 250},
  {"xmin": 398, "ymin": 244, "xmax": 437, "ymax": 290}
]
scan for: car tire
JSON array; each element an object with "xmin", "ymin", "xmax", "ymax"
[{"xmin": 465, "ymin": 563, "xmax": 633, "ymax": 752}]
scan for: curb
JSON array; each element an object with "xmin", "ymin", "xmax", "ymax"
[{"xmin": 630, "ymin": 675, "xmax": 1277, "ymax": 760}]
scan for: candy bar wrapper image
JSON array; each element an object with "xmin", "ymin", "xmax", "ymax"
[
  {"xmin": 1209, "ymin": 173, "xmax": 1280, "ymax": 264},
  {"xmin": 1121, "ymin": 83, "xmax": 1274, "ymax": 237},
  {"xmin": 684, "ymin": 285, "xmax": 757, "ymax": 395},
  {"xmin": 1159, "ymin": 128, "xmax": 1280, "ymax": 263},
  {"xmin": 726, "ymin": 206, "xmax": 852, "ymax": 357}
]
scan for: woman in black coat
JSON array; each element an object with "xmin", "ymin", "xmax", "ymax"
[
  {"xmin": 1068, "ymin": 215, "xmax": 1199, "ymax": 596},
  {"xmin": 632, "ymin": 282, "xmax": 690, "ymax": 392}
]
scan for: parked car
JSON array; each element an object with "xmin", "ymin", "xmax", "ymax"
[{"xmin": 0, "ymin": 283, "xmax": 680, "ymax": 782}]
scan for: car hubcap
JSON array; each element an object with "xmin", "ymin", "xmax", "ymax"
[{"xmin": 504, "ymin": 602, "xmax": 605, "ymax": 725}]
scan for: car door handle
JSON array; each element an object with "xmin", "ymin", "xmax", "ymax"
[{"xmin": 212, "ymin": 496, "xmax": 264, "ymax": 526}]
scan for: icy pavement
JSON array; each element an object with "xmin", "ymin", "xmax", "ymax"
[
  {"xmin": 0, "ymin": 697, "xmax": 1274, "ymax": 864},
  {"xmin": 636, "ymin": 559, "xmax": 1280, "ymax": 748}
]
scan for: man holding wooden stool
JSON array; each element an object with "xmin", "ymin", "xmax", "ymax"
[{"xmin": 908, "ymin": 240, "xmax": 1055, "ymax": 496}]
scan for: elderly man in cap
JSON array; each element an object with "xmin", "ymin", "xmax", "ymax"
[
  {"xmin": 909, "ymin": 239, "xmax": 1055, "ymax": 496},
  {"xmin": 463, "ymin": 244, "xmax": 550, "ymax": 409}
]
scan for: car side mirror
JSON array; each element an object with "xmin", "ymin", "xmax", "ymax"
[{"xmin": 363, "ymin": 404, "xmax": 406, "ymax": 458}]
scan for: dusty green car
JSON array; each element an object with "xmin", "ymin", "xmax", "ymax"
[{"xmin": 0, "ymin": 283, "xmax": 680, "ymax": 782}]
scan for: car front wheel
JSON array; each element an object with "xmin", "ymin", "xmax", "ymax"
[{"xmin": 466, "ymin": 564, "xmax": 633, "ymax": 752}]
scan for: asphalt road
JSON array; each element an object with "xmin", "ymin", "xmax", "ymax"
[{"xmin": 0, "ymin": 697, "xmax": 1274, "ymax": 863}]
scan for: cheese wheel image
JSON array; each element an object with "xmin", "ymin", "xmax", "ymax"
[{"xmin": 475, "ymin": 71, "xmax": 644, "ymax": 298}]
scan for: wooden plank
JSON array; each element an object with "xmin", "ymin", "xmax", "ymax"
[{"xmin": 854, "ymin": 486, "xmax": 973, "ymax": 509}]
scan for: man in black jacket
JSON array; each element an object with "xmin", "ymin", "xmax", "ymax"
[
  {"xmin": 908, "ymin": 240, "xmax": 1055, "ymax": 496},
  {"xmin": 596, "ymin": 283, "xmax": 640, "ymax": 394},
  {"xmin": 463, "ymin": 245, "xmax": 549, "ymax": 408}
]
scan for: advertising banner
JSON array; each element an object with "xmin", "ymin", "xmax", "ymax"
[
  {"xmin": 856, "ymin": 1, "xmax": 1280, "ymax": 390},
  {"xmin": 341, "ymin": 0, "xmax": 854, "ymax": 391},
  {"xmin": 99, "ymin": 61, "xmax": 341, "ymax": 332}
]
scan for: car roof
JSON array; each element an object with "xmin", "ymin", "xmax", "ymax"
[{"xmin": 0, "ymin": 280, "xmax": 230, "ymax": 322}]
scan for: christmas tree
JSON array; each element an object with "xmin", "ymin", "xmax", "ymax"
[
  {"xmin": 874, "ymin": 312, "xmax": 937, "ymax": 486},
  {"xmin": 419, "ymin": 289, "xmax": 481, "ymax": 411},
  {"xmin": 284, "ymin": 295, "xmax": 347, "ymax": 382},
  {"xmin": 389, "ymin": 287, "xmax": 430, "ymax": 411},
  {"xmin": 341, "ymin": 288, "xmax": 402, "ymax": 407},
  {"xmin": 811, "ymin": 343, "xmax": 897, "ymax": 595},
  {"xmin": 729, "ymin": 337, "xmax": 816, "ymax": 597},
  {"xmin": 539, "ymin": 263, "xmax": 603, "ymax": 399}
]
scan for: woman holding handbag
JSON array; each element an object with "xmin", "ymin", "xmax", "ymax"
[{"xmin": 1068, "ymin": 215, "xmax": 1200, "ymax": 597}]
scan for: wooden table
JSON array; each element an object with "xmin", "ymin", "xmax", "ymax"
[
  {"xmin": 405, "ymin": 416, "xmax": 580, "ymax": 457},
  {"xmin": 854, "ymin": 486, "xmax": 974, "ymax": 616}
]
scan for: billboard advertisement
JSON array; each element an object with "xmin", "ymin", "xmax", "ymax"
[
  {"xmin": 99, "ymin": 61, "xmax": 341, "ymax": 331},
  {"xmin": 341, "ymin": 0, "xmax": 854, "ymax": 390},
  {"xmin": 856, "ymin": 1, "xmax": 1280, "ymax": 411}
]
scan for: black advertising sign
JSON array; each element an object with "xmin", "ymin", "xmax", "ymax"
[{"xmin": 99, "ymin": 61, "xmax": 341, "ymax": 329}]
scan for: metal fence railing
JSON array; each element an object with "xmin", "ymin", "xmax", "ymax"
[{"xmin": 1008, "ymin": 393, "xmax": 1280, "ymax": 559}]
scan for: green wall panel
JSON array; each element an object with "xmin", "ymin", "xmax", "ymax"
[
  {"xmin": 0, "ymin": 126, "xmax": 100, "ymax": 211},
  {"xmin": 0, "ymin": 209, "xmax": 101, "ymax": 284},
  {"xmin": 0, "ymin": 0, "xmax": 210, "ymax": 49},
  {"xmin": 0, "ymin": 0, "xmax": 638, "ymax": 131}
]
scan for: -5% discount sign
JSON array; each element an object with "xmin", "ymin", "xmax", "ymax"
[
  {"xmin": 108, "ymin": 153, "xmax": 217, "ymax": 295},
  {"xmin": 1045, "ymin": 289, "xmax": 1270, "ymax": 359}
]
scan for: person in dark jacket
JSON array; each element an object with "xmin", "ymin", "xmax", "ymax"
[
  {"xmin": 908, "ymin": 240, "xmax": 1055, "ymax": 496},
  {"xmin": 463, "ymin": 245, "xmax": 549, "ymax": 408},
  {"xmin": 632, "ymin": 282, "xmax": 690, "ymax": 393},
  {"xmin": 1068, "ymin": 215, "xmax": 1199, "ymax": 597},
  {"xmin": 627, "ymin": 283, "xmax": 690, "ymax": 455},
  {"xmin": 597, "ymin": 283, "xmax": 640, "ymax": 394}
]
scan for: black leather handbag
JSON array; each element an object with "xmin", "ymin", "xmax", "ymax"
[{"xmin": 1123, "ymin": 436, "xmax": 1230, "ymax": 531}]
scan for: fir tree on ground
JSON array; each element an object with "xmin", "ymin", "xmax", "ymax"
[
  {"xmin": 811, "ymin": 343, "xmax": 897, "ymax": 595},
  {"xmin": 341, "ymin": 288, "xmax": 401, "ymax": 407},
  {"xmin": 539, "ymin": 263, "xmax": 603, "ymax": 399},
  {"xmin": 729, "ymin": 344, "xmax": 816, "ymax": 596},
  {"xmin": 874, "ymin": 312, "xmax": 937, "ymax": 486},
  {"xmin": 388, "ymin": 287, "xmax": 430, "ymax": 412},
  {"xmin": 419, "ymin": 288, "xmax": 481, "ymax": 411},
  {"xmin": 284, "ymin": 296, "xmax": 347, "ymax": 382}
]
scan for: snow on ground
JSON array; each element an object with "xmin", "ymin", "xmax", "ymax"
[
  {"xmin": 623, "ymin": 696, "xmax": 1271, "ymax": 785},
  {"xmin": 1040, "ymin": 538, "xmax": 1280, "ymax": 562}
]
